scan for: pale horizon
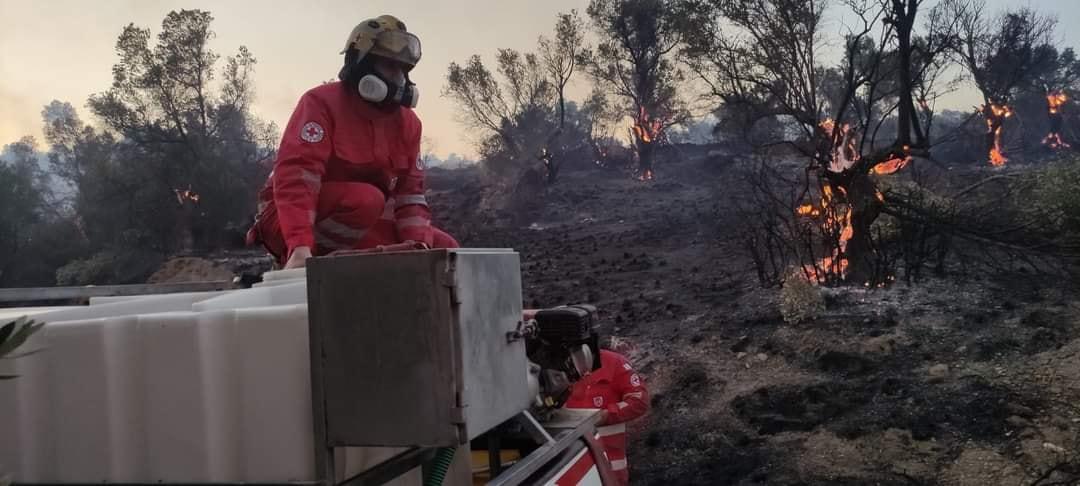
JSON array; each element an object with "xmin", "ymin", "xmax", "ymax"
[{"xmin": 2, "ymin": 0, "xmax": 1078, "ymax": 160}]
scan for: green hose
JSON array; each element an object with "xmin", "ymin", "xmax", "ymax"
[{"xmin": 425, "ymin": 447, "xmax": 457, "ymax": 486}]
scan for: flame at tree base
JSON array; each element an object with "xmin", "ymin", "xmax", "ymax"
[
  {"xmin": 983, "ymin": 103, "xmax": 1013, "ymax": 167},
  {"xmin": 1043, "ymin": 133, "xmax": 1071, "ymax": 149},
  {"xmin": 797, "ymin": 185, "xmax": 853, "ymax": 284},
  {"xmin": 1043, "ymin": 92, "xmax": 1070, "ymax": 150},
  {"xmin": 989, "ymin": 144, "xmax": 1007, "ymax": 166},
  {"xmin": 638, "ymin": 169, "xmax": 654, "ymax": 181}
]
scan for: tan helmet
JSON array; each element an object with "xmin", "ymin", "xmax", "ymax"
[{"xmin": 341, "ymin": 15, "xmax": 422, "ymax": 71}]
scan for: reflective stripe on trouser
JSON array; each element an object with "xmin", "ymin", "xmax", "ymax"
[
  {"xmin": 597, "ymin": 423, "xmax": 626, "ymax": 437},
  {"xmin": 249, "ymin": 183, "xmax": 461, "ymax": 265},
  {"xmin": 594, "ymin": 423, "xmax": 629, "ymax": 484},
  {"xmin": 394, "ymin": 194, "xmax": 428, "ymax": 208}
]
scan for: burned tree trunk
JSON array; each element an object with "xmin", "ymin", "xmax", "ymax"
[
  {"xmin": 893, "ymin": 0, "xmax": 924, "ymax": 146},
  {"xmin": 983, "ymin": 103, "xmax": 1009, "ymax": 165},
  {"xmin": 837, "ymin": 172, "xmax": 883, "ymax": 285},
  {"xmin": 637, "ymin": 138, "xmax": 656, "ymax": 179}
]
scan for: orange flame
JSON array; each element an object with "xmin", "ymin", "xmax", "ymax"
[
  {"xmin": 1043, "ymin": 92, "xmax": 1071, "ymax": 149},
  {"xmin": 1048, "ymin": 92, "xmax": 1068, "ymax": 115},
  {"xmin": 795, "ymin": 183, "xmax": 856, "ymax": 283},
  {"xmin": 989, "ymin": 126, "xmax": 1007, "ymax": 166},
  {"xmin": 873, "ymin": 145, "xmax": 912, "ymax": 175},
  {"xmin": 982, "ymin": 103, "xmax": 1012, "ymax": 166},
  {"xmin": 174, "ymin": 186, "xmax": 200, "ymax": 205},
  {"xmin": 638, "ymin": 169, "xmax": 654, "ymax": 181},
  {"xmin": 631, "ymin": 107, "xmax": 663, "ymax": 145},
  {"xmin": 819, "ymin": 118, "xmax": 860, "ymax": 172}
]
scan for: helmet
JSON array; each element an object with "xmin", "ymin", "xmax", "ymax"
[{"xmin": 340, "ymin": 15, "xmax": 422, "ymax": 71}]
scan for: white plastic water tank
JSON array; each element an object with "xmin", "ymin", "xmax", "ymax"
[{"xmin": 0, "ymin": 272, "xmax": 419, "ymax": 485}]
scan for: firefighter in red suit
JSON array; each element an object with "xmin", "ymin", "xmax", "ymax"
[
  {"xmin": 564, "ymin": 348, "xmax": 650, "ymax": 486},
  {"xmin": 246, "ymin": 14, "xmax": 458, "ymax": 268}
]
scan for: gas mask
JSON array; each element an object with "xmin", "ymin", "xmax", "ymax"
[
  {"xmin": 339, "ymin": 17, "xmax": 422, "ymax": 108},
  {"xmin": 357, "ymin": 71, "xmax": 419, "ymax": 109}
]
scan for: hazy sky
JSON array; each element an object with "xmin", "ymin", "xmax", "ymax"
[{"xmin": 1, "ymin": 0, "xmax": 1078, "ymax": 159}]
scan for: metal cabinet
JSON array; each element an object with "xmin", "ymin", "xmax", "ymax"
[{"xmin": 306, "ymin": 249, "xmax": 530, "ymax": 464}]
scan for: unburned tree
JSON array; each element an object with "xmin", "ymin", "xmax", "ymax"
[
  {"xmin": 580, "ymin": 87, "xmax": 632, "ymax": 167},
  {"xmin": 0, "ymin": 138, "xmax": 49, "ymax": 286},
  {"xmin": 444, "ymin": 50, "xmax": 555, "ymax": 180},
  {"xmin": 537, "ymin": 10, "xmax": 588, "ymax": 183},
  {"xmin": 85, "ymin": 9, "xmax": 274, "ymax": 252}
]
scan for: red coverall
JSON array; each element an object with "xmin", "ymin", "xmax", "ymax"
[
  {"xmin": 246, "ymin": 82, "xmax": 458, "ymax": 265},
  {"xmin": 564, "ymin": 349, "xmax": 650, "ymax": 486}
]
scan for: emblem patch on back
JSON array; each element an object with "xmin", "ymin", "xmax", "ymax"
[{"xmin": 593, "ymin": 396, "xmax": 604, "ymax": 407}]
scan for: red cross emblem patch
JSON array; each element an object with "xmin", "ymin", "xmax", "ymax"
[{"xmin": 300, "ymin": 122, "xmax": 325, "ymax": 143}]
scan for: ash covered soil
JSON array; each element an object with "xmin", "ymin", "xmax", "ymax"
[{"xmin": 424, "ymin": 150, "xmax": 1080, "ymax": 486}]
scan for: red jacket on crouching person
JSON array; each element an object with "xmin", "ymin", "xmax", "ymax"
[
  {"xmin": 246, "ymin": 14, "xmax": 458, "ymax": 267},
  {"xmin": 564, "ymin": 349, "xmax": 650, "ymax": 486}
]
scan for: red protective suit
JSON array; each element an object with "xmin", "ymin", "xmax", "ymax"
[
  {"xmin": 246, "ymin": 82, "xmax": 458, "ymax": 265},
  {"xmin": 564, "ymin": 349, "xmax": 650, "ymax": 486}
]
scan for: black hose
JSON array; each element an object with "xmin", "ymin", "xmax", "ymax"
[{"xmin": 425, "ymin": 446, "xmax": 457, "ymax": 486}]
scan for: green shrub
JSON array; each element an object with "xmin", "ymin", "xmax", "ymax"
[
  {"xmin": 1030, "ymin": 156, "xmax": 1080, "ymax": 234},
  {"xmin": 1, "ymin": 316, "xmax": 45, "ymax": 379}
]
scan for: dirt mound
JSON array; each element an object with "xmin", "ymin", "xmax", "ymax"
[{"xmin": 147, "ymin": 257, "xmax": 235, "ymax": 283}]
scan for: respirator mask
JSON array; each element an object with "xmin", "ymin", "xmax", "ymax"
[
  {"xmin": 356, "ymin": 68, "xmax": 419, "ymax": 109},
  {"xmin": 340, "ymin": 28, "xmax": 422, "ymax": 109}
]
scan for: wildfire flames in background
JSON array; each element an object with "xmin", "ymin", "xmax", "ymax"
[
  {"xmin": 984, "ymin": 103, "xmax": 1013, "ymax": 167},
  {"xmin": 794, "ymin": 119, "xmax": 912, "ymax": 284},
  {"xmin": 174, "ymin": 187, "xmax": 200, "ymax": 205},
  {"xmin": 1043, "ymin": 91, "xmax": 1071, "ymax": 149},
  {"xmin": 631, "ymin": 106, "xmax": 663, "ymax": 181},
  {"xmin": 819, "ymin": 118, "xmax": 860, "ymax": 173},
  {"xmin": 631, "ymin": 106, "xmax": 663, "ymax": 145},
  {"xmin": 797, "ymin": 185, "xmax": 855, "ymax": 284}
]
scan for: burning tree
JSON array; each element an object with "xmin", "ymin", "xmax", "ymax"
[
  {"xmin": 584, "ymin": 0, "xmax": 690, "ymax": 180},
  {"xmin": 680, "ymin": 0, "xmax": 956, "ymax": 285},
  {"xmin": 937, "ymin": 0, "xmax": 1058, "ymax": 165},
  {"xmin": 1029, "ymin": 47, "xmax": 1080, "ymax": 150},
  {"xmin": 1043, "ymin": 91, "xmax": 1070, "ymax": 150}
]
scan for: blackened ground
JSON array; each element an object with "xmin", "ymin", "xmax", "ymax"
[{"xmin": 426, "ymin": 150, "xmax": 1080, "ymax": 486}]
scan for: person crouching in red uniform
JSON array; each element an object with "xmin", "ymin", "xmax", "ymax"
[
  {"xmin": 246, "ymin": 14, "xmax": 458, "ymax": 269},
  {"xmin": 564, "ymin": 348, "xmax": 650, "ymax": 486}
]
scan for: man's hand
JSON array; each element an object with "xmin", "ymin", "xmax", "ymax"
[
  {"xmin": 284, "ymin": 246, "xmax": 313, "ymax": 269},
  {"xmin": 402, "ymin": 240, "xmax": 430, "ymax": 250}
]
